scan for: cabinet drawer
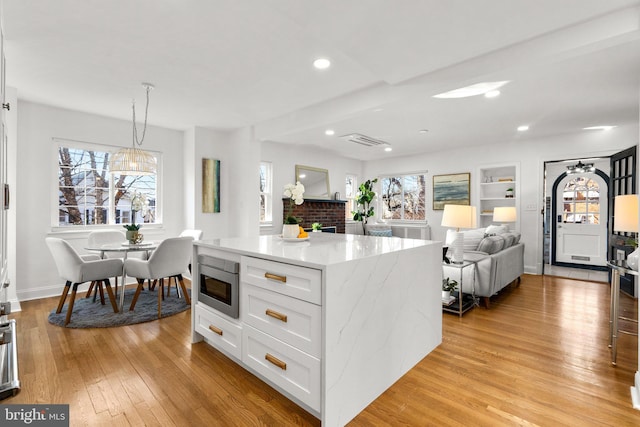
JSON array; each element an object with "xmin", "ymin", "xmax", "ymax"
[
  {"xmin": 195, "ymin": 303, "xmax": 242, "ymax": 361},
  {"xmin": 242, "ymin": 256, "xmax": 321, "ymax": 305},
  {"xmin": 242, "ymin": 325, "xmax": 320, "ymax": 411},
  {"xmin": 242, "ymin": 284, "xmax": 321, "ymax": 358}
]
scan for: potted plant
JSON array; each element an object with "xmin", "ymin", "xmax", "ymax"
[
  {"xmin": 352, "ymin": 178, "xmax": 378, "ymax": 234},
  {"xmin": 505, "ymin": 188, "xmax": 514, "ymax": 198},
  {"xmin": 123, "ymin": 191, "xmax": 148, "ymax": 243},
  {"xmin": 442, "ymin": 277, "xmax": 458, "ymax": 300},
  {"xmin": 312, "ymin": 222, "xmax": 323, "ymax": 232}
]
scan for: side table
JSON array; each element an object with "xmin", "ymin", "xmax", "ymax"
[
  {"xmin": 442, "ymin": 260, "xmax": 476, "ymax": 317},
  {"xmin": 607, "ymin": 260, "xmax": 639, "ymax": 366}
]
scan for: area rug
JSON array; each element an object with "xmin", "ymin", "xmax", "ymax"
[{"xmin": 48, "ymin": 288, "xmax": 191, "ymax": 328}]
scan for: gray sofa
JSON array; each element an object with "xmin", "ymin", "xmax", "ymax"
[{"xmin": 442, "ymin": 225, "xmax": 524, "ymax": 308}]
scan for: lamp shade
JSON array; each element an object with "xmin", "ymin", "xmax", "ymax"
[
  {"xmin": 441, "ymin": 205, "xmax": 477, "ymax": 230},
  {"xmin": 109, "ymin": 147, "xmax": 157, "ymax": 176},
  {"xmin": 614, "ymin": 194, "xmax": 639, "ymax": 233},
  {"xmin": 493, "ymin": 206, "xmax": 517, "ymax": 223}
]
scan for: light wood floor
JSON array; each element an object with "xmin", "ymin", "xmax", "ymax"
[{"xmin": 6, "ymin": 275, "xmax": 640, "ymax": 426}]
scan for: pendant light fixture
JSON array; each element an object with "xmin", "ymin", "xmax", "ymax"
[{"xmin": 109, "ymin": 83, "xmax": 157, "ymax": 175}]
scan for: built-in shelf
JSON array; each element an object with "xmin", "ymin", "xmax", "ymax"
[{"xmin": 477, "ymin": 164, "xmax": 519, "ymax": 230}]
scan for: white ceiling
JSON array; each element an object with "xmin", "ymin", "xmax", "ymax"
[{"xmin": 4, "ymin": 0, "xmax": 640, "ymax": 160}]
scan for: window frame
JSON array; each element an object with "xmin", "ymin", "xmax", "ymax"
[
  {"xmin": 260, "ymin": 161, "xmax": 273, "ymax": 224},
  {"xmin": 52, "ymin": 138, "xmax": 162, "ymax": 229},
  {"xmin": 378, "ymin": 172, "xmax": 428, "ymax": 223},
  {"xmin": 345, "ymin": 173, "xmax": 358, "ymax": 220}
]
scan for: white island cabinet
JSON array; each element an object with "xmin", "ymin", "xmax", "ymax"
[{"xmin": 192, "ymin": 233, "xmax": 442, "ymax": 426}]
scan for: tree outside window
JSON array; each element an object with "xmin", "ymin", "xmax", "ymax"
[
  {"xmin": 260, "ymin": 161, "xmax": 273, "ymax": 222},
  {"xmin": 57, "ymin": 143, "xmax": 157, "ymax": 227},
  {"xmin": 380, "ymin": 174, "xmax": 426, "ymax": 221}
]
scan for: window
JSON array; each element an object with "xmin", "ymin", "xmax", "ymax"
[
  {"xmin": 260, "ymin": 161, "xmax": 273, "ymax": 223},
  {"xmin": 380, "ymin": 173, "xmax": 427, "ymax": 221},
  {"xmin": 562, "ymin": 176, "xmax": 600, "ymax": 224},
  {"xmin": 345, "ymin": 174, "xmax": 357, "ymax": 219},
  {"xmin": 56, "ymin": 140, "xmax": 158, "ymax": 227}
]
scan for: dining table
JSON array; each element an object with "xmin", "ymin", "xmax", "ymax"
[{"xmin": 85, "ymin": 241, "xmax": 158, "ymax": 312}]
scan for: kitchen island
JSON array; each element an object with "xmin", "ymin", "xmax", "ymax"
[{"xmin": 192, "ymin": 233, "xmax": 442, "ymax": 426}]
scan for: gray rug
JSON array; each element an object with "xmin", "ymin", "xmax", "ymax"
[{"xmin": 48, "ymin": 287, "xmax": 191, "ymax": 328}]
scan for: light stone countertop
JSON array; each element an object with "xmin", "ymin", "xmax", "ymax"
[{"xmin": 195, "ymin": 232, "xmax": 437, "ymax": 269}]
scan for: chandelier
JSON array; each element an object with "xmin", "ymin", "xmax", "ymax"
[
  {"xmin": 109, "ymin": 83, "xmax": 157, "ymax": 175},
  {"xmin": 566, "ymin": 160, "xmax": 595, "ymax": 174}
]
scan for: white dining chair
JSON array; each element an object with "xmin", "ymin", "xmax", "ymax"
[
  {"xmin": 179, "ymin": 229, "xmax": 202, "ymax": 277},
  {"xmin": 126, "ymin": 236, "xmax": 193, "ymax": 319},
  {"xmin": 46, "ymin": 237, "xmax": 123, "ymax": 326},
  {"xmin": 179, "ymin": 229, "xmax": 203, "ymax": 240},
  {"xmin": 86, "ymin": 230, "xmax": 127, "ymax": 298}
]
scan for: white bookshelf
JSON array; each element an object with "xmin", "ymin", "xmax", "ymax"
[{"xmin": 477, "ymin": 164, "xmax": 520, "ymax": 230}]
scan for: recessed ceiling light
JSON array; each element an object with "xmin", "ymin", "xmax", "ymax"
[
  {"xmin": 325, "ymin": 129, "xmax": 335, "ymax": 136},
  {"xmin": 313, "ymin": 58, "xmax": 331, "ymax": 70},
  {"xmin": 373, "ymin": 108, "xmax": 384, "ymax": 112},
  {"xmin": 433, "ymin": 81, "xmax": 509, "ymax": 99},
  {"xmin": 583, "ymin": 125, "xmax": 616, "ymax": 131},
  {"xmin": 419, "ymin": 129, "xmax": 429, "ymax": 134},
  {"xmin": 517, "ymin": 125, "xmax": 529, "ymax": 132},
  {"xmin": 384, "ymin": 147, "xmax": 393, "ymax": 152},
  {"xmin": 484, "ymin": 90, "xmax": 500, "ymax": 98}
]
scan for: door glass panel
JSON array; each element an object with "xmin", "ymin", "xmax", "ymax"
[{"xmin": 562, "ymin": 176, "xmax": 600, "ymax": 224}]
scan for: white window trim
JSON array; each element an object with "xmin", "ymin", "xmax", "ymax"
[
  {"xmin": 51, "ymin": 137, "xmax": 163, "ymax": 230},
  {"xmin": 260, "ymin": 161, "xmax": 273, "ymax": 224},
  {"xmin": 345, "ymin": 173, "xmax": 358, "ymax": 220}
]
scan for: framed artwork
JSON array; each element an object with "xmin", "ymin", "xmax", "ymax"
[
  {"xmin": 202, "ymin": 158, "xmax": 220, "ymax": 213},
  {"xmin": 432, "ymin": 173, "xmax": 470, "ymax": 210}
]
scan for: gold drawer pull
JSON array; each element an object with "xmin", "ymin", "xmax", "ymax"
[
  {"xmin": 265, "ymin": 353, "xmax": 287, "ymax": 370},
  {"xmin": 265, "ymin": 309, "xmax": 288, "ymax": 323},
  {"xmin": 265, "ymin": 272, "xmax": 287, "ymax": 283},
  {"xmin": 208, "ymin": 325, "xmax": 223, "ymax": 336}
]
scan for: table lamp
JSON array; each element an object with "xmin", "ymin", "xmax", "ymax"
[
  {"xmin": 493, "ymin": 206, "xmax": 517, "ymax": 230},
  {"xmin": 441, "ymin": 204, "xmax": 477, "ymax": 264},
  {"xmin": 614, "ymin": 194, "xmax": 639, "ymax": 270}
]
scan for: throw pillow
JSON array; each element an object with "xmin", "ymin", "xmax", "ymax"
[
  {"xmin": 476, "ymin": 235, "xmax": 505, "ymax": 254},
  {"xmin": 485, "ymin": 224, "xmax": 508, "ymax": 235},
  {"xmin": 445, "ymin": 228, "xmax": 484, "ymax": 251},
  {"xmin": 462, "ymin": 228, "xmax": 485, "ymax": 251},
  {"xmin": 501, "ymin": 232, "xmax": 517, "ymax": 248},
  {"xmin": 368, "ymin": 229, "xmax": 393, "ymax": 237}
]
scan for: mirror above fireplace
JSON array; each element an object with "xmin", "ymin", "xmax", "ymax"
[{"xmin": 295, "ymin": 165, "xmax": 330, "ymax": 199}]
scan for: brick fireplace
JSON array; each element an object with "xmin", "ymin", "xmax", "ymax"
[{"xmin": 283, "ymin": 198, "xmax": 346, "ymax": 233}]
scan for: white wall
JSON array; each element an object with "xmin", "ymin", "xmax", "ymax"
[
  {"xmin": 261, "ymin": 141, "xmax": 363, "ymax": 235},
  {"xmin": 183, "ymin": 126, "xmax": 261, "ymax": 240},
  {"xmin": 364, "ymin": 123, "xmax": 639, "ymax": 274},
  {"xmin": 15, "ymin": 101, "xmax": 184, "ymax": 301}
]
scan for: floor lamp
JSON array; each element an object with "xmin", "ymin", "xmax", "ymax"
[
  {"xmin": 493, "ymin": 206, "xmax": 517, "ymax": 230},
  {"xmin": 613, "ymin": 194, "xmax": 640, "ymax": 411},
  {"xmin": 614, "ymin": 194, "xmax": 639, "ymax": 270},
  {"xmin": 441, "ymin": 205, "xmax": 476, "ymax": 264}
]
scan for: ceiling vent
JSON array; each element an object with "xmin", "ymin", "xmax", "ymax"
[{"xmin": 339, "ymin": 133, "xmax": 390, "ymax": 148}]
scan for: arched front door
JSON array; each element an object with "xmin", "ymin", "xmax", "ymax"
[{"xmin": 554, "ymin": 171, "xmax": 608, "ymax": 267}]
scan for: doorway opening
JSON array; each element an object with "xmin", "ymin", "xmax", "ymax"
[{"xmin": 543, "ymin": 157, "xmax": 609, "ymax": 283}]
